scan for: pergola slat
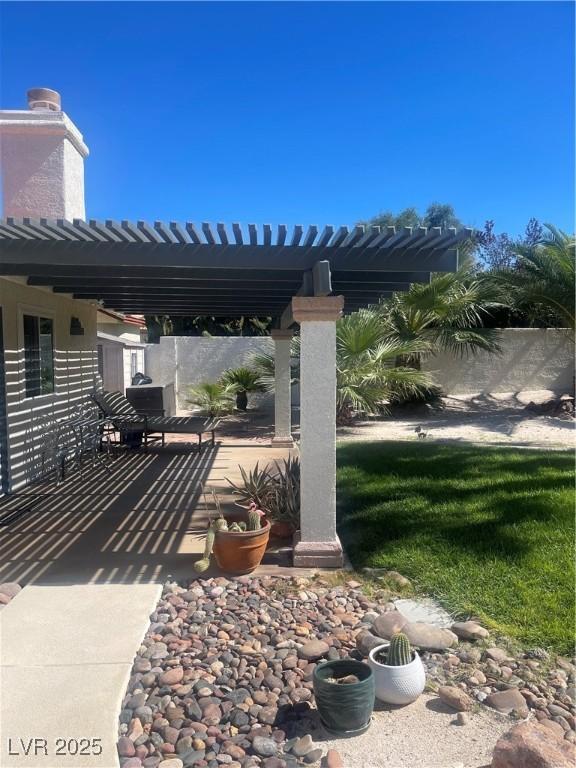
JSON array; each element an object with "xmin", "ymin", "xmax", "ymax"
[
  {"xmin": 122, "ymin": 220, "xmax": 151, "ymax": 243},
  {"xmin": 185, "ymin": 222, "xmax": 202, "ymax": 244},
  {"xmin": 58, "ymin": 218, "xmax": 95, "ymax": 242},
  {"xmin": 0, "ymin": 217, "xmax": 470, "ymax": 319},
  {"xmin": 9, "ymin": 219, "xmax": 51, "ymax": 241},
  {"xmin": 201, "ymin": 222, "xmax": 215, "ymax": 245},
  {"xmin": 154, "ymin": 221, "xmax": 178, "ymax": 244},
  {"xmin": 38, "ymin": 217, "xmax": 78, "ymax": 240},
  {"xmin": 107, "ymin": 220, "xmax": 137, "ymax": 243},
  {"xmin": 342, "ymin": 225, "xmax": 364, "ymax": 248},
  {"xmin": 90, "ymin": 219, "xmax": 122, "ymax": 242},
  {"xmin": 302, "ymin": 225, "xmax": 318, "ymax": 248},
  {"xmin": 317, "ymin": 225, "xmax": 334, "ymax": 248},
  {"xmin": 290, "ymin": 225, "xmax": 303, "ymax": 247},
  {"xmin": 169, "ymin": 221, "xmax": 190, "ymax": 244},
  {"xmin": 217, "ymin": 223, "xmax": 229, "ymax": 246},
  {"xmin": 137, "ymin": 220, "xmax": 164, "ymax": 243},
  {"xmin": 329, "ymin": 226, "xmax": 348, "ymax": 248}
]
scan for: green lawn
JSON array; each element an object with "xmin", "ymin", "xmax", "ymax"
[{"xmin": 337, "ymin": 441, "xmax": 575, "ymax": 655}]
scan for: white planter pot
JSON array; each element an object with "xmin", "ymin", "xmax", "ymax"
[{"xmin": 368, "ymin": 643, "xmax": 426, "ymax": 705}]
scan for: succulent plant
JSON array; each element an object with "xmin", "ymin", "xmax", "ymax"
[
  {"xmin": 193, "ymin": 489, "xmax": 266, "ymax": 573},
  {"xmin": 247, "ymin": 502, "xmax": 264, "ymax": 531},
  {"xmin": 387, "ymin": 632, "xmax": 413, "ymax": 666},
  {"xmin": 193, "ymin": 517, "xmax": 228, "ymax": 573}
]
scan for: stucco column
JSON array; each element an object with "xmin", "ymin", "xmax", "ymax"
[
  {"xmin": 271, "ymin": 328, "xmax": 294, "ymax": 447},
  {"xmin": 292, "ymin": 296, "xmax": 344, "ymax": 568}
]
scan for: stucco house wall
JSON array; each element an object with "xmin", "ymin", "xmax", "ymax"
[
  {"xmin": 423, "ymin": 328, "xmax": 574, "ymax": 395},
  {"xmin": 0, "ymin": 278, "xmax": 98, "ymax": 491}
]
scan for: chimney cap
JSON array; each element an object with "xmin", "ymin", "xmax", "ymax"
[{"xmin": 27, "ymin": 87, "xmax": 61, "ymax": 111}]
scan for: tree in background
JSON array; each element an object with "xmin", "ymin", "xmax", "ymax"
[
  {"xmin": 358, "ymin": 202, "xmax": 462, "ymax": 232},
  {"xmin": 475, "ymin": 218, "xmax": 543, "ymax": 271},
  {"xmin": 145, "ymin": 314, "xmax": 272, "ymax": 341}
]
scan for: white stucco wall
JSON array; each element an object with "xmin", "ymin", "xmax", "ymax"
[
  {"xmin": 0, "ymin": 278, "xmax": 98, "ymax": 490},
  {"xmin": 423, "ymin": 328, "xmax": 574, "ymax": 395},
  {"xmin": 145, "ymin": 336, "xmax": 276, "ymax": 408},
  {"xmin": 145, "ymin": 329, "xmax": 574, "ymax": 410},
  {"xmin": 0, "ymin": 110, "xmax": 88, "ymax": 220}
]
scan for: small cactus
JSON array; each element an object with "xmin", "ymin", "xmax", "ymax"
[
  {"xmin": 193, "ymin": 517, "xmax": 228, "ymax": 573},
  {"xmin": 247, "ymin": 501, "xmax": 264, "ymax": 531},
  {"xmin": 387, "ymin": 632, "xmax": 413, "ymax": 666}
]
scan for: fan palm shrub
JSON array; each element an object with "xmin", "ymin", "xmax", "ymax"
[
  {"xmin": 491, "ymin": 224, "xmax": 575, "ymax": 332},
  {"xmin": 335, "ymin": 310, "xmax": 433, "ymax": 422},
  {"xmin": 379, "ymin": 271, "xmax": 503, "ymax": 373},
  {"xmin": 220, "ymin": 366, "xmax": 266, "ymax": 411},
  {"xmin": 247, "ymin": 343, "xmax": 300, "ymax": 391},
  {"xmin": 188, "ymin": 382, "xmax": 237, "ymax": 417}
]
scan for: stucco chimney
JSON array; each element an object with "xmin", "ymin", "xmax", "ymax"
[{"xmin": 0, "ymin": 88, "xmax": 89, "ymax": 220}]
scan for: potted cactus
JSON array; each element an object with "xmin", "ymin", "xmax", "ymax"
[
  {"xmin": 368, "ymin": 632, "xmax": 426, "ymax": 705},
  {"xmin": 194, "ymin": 492, "xmax": 270, "ymax": 576}
]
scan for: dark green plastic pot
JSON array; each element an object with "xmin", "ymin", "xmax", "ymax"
[{"xmin": 313, "ymin": 659, "xmax": 375, "ymax": 735}]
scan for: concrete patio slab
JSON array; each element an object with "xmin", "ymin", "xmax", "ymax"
[
  {"xmin": 0, "ymin": 436, "xmax": 300, "ymax": 586},
  {"xmin": 0, "ymin": 583, "xmax": 161, "ymax": 768},
  {"xmin": 0, "ymin": 584, "xmax": 161, "ymax": 666},
  {"xmin": 319, "ymin": 693, "xmax": 510, "ymax": 768}
]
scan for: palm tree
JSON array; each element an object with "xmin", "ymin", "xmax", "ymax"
[
  {"xmin": 188, "ymin": 382, "xmax": 237, "ymax": 417},
  {"xmin": 248, "ymin": 312, "xmax": 432, "ymax": 422},
  {"xmin": 220, "ymin": 367, "xmax": 266, "ymax": 411},
  {"xmin": 492, "ymin": 224, "xmax": 575, "ymax": 332},
  {"xmin": 379, "ymin": 271, "xmax": 503, "ymax": 370},
  {"xmin": 247, "ymin": 344, "xmax": 300, "ymax": 392},
  {"xmin": 335, "ymin": 310, "xmax": 433, "ymax": 421}
]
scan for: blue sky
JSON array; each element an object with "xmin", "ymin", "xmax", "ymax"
[{"xmin": 0, "ymin": 1, "xmax": 573, "ymax": 236}]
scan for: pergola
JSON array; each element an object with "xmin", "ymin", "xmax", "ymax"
[{"xmin": 0, "ymin": 217, "xmax": 472, "ymax": 566}]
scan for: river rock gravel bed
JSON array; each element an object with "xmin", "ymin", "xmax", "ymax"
[{"xmin": 118, "ymin": 576, "xmax": 575, "ymax": 768}]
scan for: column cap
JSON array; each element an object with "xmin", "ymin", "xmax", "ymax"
[
  {"xmin": 292, "ymin": 295, "xmax": 344, "ymax": 323},
  {"xmin": 270, "ymin": 328, "xmax": 294, "ymax": 340}
]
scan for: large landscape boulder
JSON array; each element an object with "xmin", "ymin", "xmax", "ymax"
[
  {"xmin": 372, "ymin": 610, "xmax": 408, "ymax": 639},
  {"xmin": 492, "ymin": 721, "xmax": 575, "ymax": 768},
  {"xmin": 402, "ymin": 621, "xmax": 458, "ymax": 651}
]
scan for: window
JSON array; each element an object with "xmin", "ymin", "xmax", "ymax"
[{"xmin": 23, "ymin": 314, "xmax": 54, "ymax": 397}]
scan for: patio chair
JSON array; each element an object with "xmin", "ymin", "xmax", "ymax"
[{"xmin": 91, "ymin": 390, "xmax": 220, "ymax": 453}]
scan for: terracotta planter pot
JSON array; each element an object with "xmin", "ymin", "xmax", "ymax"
[{"xmin": 213, "ymin": 520, "xmax": 271, "ymax": 575}]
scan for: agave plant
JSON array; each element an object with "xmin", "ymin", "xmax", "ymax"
[
  {"xmin": 226, "ymin": 462, "xmax": 275, "ymax": 509},
  {"xmin": 226, "ymin": 457, "xmax": 301, "ymax": 529},
  {"xmin": 188, "ymin": 382, "xmax": 237, "ymax": 417},
  {"xmin": 219, "ymin": 366, "xmax": 266, "ymax": 411},
  {"xmin": 266, "ymin": 457, "xmax": 300, "ymax": 528}
]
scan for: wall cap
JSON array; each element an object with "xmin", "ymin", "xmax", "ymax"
[{"xmin": 0, "ymin": 110, "xmax": 89, "ymax": 157}]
